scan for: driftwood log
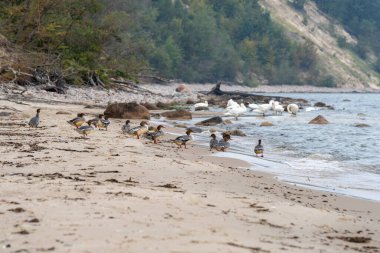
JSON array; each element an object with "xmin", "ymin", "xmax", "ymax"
[{"xmin": 205, "ymin": 82, "xmax": 309, "ymax": 106}]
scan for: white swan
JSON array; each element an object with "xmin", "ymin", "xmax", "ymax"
[
  {"xmin": 253, "ymin": 100, "xmax": 274, "ymax": 116},
  {"xmin": 247, "ymin": 102, "xmax": 259, "ymax": 111},
  {"xmin": 194, "ymin": 101, "xmax": 208, "ymax": 108},
  {"xmin": 272, "ymin": 101, "xmax": 284, "ymax": 115},
  {"xmin": 287, "ymin": 103, "xmax": 299, "ymax": 115},
  {"xmin": 225, "ymin": 103, "xmax": 247, "ymax": 120},
  {"xmin": 226, "ymin": 99, "xmax": 239, "ymax": 110}
]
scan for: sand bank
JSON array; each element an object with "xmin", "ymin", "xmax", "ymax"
[{"xmin": 0, "ymin": 98, "xmax": 379, "ymax": 253}]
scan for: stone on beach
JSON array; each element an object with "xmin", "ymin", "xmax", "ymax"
[
  {"xmin": 161, "ymin": 110, "xmax": 192, "ymax": 120},
  {"xmin": 353, "ymin": 123, "xmax": 370, "ymax": 128},
  {"xmin": 309, "ymin": 115, "xmax": 329, "ymax": 124},
  {"xmin": 104, "ymin": 102, "xmax": 150, "ymax": 119},
  {"xmin": 175, "ymin": 84, "xmax": 190, "ymax": 93},
  {"xmin": 186, "ymin": 126, "xmax": 203, "ymax": 133},
  {"xmin": 260, "ymin": 121, "xmax": 273, "ymax": 127},
  {"xmin": 195, "ymin": 116, "xmax": 223, "ymax": 126},
  {"xmin": 194, "ymin": 106, "xmax": 209, "ymax": 111},
  {"xmin": 56, "ymin": 111, "xmax": 71, "ymax": 115},
  {"xmin": 223, "ymin": 129, "xmax": 246, "ymax": 136}
]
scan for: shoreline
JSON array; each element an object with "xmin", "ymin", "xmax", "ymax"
[
  {"xmin": 1, "ymin": 92, "xmax": 380, "ymax": 252},
  {"xmin": 2, "ymin": 83, "xmax": 380, "ymax": 108}
]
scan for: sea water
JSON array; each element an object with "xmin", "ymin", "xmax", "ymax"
[{"xmin": 174, "ymin": 93, "xmax": 380, "ymax": 202}]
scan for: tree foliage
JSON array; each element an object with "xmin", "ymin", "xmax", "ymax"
[
  {"xmin": 0, "ymin": 0, "xmax": 328, "ymax": 86},
  {"xmin": 314, "ymin": 0, "xmax": 380, "ymax": 72}
]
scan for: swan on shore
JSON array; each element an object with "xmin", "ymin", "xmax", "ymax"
[
  {"xmin": 225, "ymin": 103, "xmax": 247, "ymax": 120},
  {"xmin": 194, "ymin": 101, "xmax": 208, "ymax": 108},
  {"xmin": 226, "ymin": 99, "xmax": 239, "ymax": 110},
  {"xmin": 287, "ymin": 103, "xmax": 299, "ymax": 115},
  {"xmin": 253, "ymin": 100, "xmax": 274, "ymax": 116},
  {"xmin": 272, "ymin": 101, "xmax": 284, "ymax": 115},
  {"xmin": 246, "ymin": 102, "xmax": 259, "ymax": 111}
]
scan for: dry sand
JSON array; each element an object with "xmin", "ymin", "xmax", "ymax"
[{"xmin": 1, "ymin": 97, "xmax": 380, "ymax": 253}]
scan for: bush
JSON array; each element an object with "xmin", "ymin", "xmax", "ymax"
[{"xmin": 320, "ymin": 75, "xmax": 336, "ymax": 87}]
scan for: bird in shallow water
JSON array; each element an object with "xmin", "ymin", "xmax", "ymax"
[
  {"xmin": 121, "ymin": 120, "xmax": 131, "ymax": 134},
  {"xmin": 145, "ymin": 125, "xmax": 165, "ymax": 144},
  {"xmin": 87, "ymin": 114, "xmax": 103, "ymax": 128},
  {"xmin": 75, "ymin": 125, "xmax": 96, "ymax": 138},
  {"xmin": 272, "ymin": 101, "xmax": 284, "ymax": 115},
  {"xmin": 29, "ymin": 109, "xmax": 41, "ymax": 128},
  {"xmin": 287, "ymin": 104, "xmax": 299, "ymax": 116},
  {"xmin": 209, "ymin": 133, "xmax": 219, "ymax": 151},
  {"xmin": 67, "ymin": 113, "xmax": 86, "ymax": 128},
  {"xmin": 127, "ymin": 121, "xmax": 149, "ymax": 139},
  {"xmin": 173, "ymin": 129, "xmax": 193, "ymax": 149},
  {"xmin": 254, "ymin": 139, "xmax": 264, "ymax": 157},
  {"xmin": 99, "ymin": 116, "xmax": 111, "ymax": 131}
]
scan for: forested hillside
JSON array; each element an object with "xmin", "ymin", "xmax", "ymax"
[
  {"xmin": 0, "ymin": 0, "xmax": 330, "ymax": 87},
  {"xmin": 313, "ymin": 0, "xmax": 380, "ymax": 72}
]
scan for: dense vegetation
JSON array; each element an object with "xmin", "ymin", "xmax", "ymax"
[
  {"xmin": 311, "ymin": 0, "xmax": 380, "ymax": 73},
  {"xmin": 0, "ymin": 0, "xmax": 327, "ymax": 86}
]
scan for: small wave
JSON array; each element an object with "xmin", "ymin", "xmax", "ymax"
[{"xmin": 308, "ymin": 153, "xmax": 334, "ymax": 160}]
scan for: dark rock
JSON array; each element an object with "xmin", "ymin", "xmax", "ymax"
[
  {"xmin": 309, "ymin": 115, "xmax": 329, "ymax": 124},
  {"xmin": 314, "ymin": 102, "xmax": 334, "ymax": 110},
  {"xmin": 195, "ymin": 116, "xmax": 223, "ymax": 126},
  {"xmin": 187, "ymin": 126, "xmax": 203, "ymax": 133},
  {"xmin": 151, "ymin": 113, "xmax": 161, "ymax": 119},
  {"xmin": 194, "ymin": 106, "xmax": 209, "ymax": 111},
  {"xmin": 175, "ymin": 84, "xmax": 190, "ymax": 93},
  {"xmin": 174, "ymin": 124, "xmax": 187, "ymax": 128},
  {"xmin": 224, "ymin": 129, "xmax": 246, "ymax": 136},
  {"xmin": 353, "ymin": 123, "xmax": 370, "ymax": 128},
  {"xmin": 161, "ymin": 110, "xmax": 192, "ymax": 120},
  {"xmin": 142, "ymin": 103, "xmax": 159, "ymax": 110},
  {"xmin": 84, "ymin": 104, "xmax": 105, "ymax": 109},
  {"xmin": 314, "ymin": 102, "xmax": 327, "ymax": 107},
  {"xmin": 156, "ymin": 102, "xmax": 170, "ymax": 109},
  {"xmin": 56, "ymin": 111, "xmax": 71, "ymax": 115},
  {"xmin": 104, "ymin": 102, "xmax": 150, "ymax": 119}
]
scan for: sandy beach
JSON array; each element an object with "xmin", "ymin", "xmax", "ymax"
[{"xmin": 1, "ymin": 95, "xmax": 380, "ymax": 253}]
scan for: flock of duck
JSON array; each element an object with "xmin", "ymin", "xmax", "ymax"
[
  {"xmin": 27, "ymin": 109, "xmax": 197, "ymax": 150},
  {"xmin": 27, "ymin": 98, "xmax": 291, "ymax": 156}
]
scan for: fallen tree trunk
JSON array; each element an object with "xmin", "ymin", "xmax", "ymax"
[{"xmin": 205, "ymin": 82, "xmax": 309, "ymax": 105}]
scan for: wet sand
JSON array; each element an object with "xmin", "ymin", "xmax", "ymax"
[{"xmin": 0, "ymin": 98, "xmax": 379, "ymax": 253}]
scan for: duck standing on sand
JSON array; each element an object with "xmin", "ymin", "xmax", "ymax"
[
  {"xmin": 145, "ymin": 125, "xmax": 165, "ymax": 144},
  {"xmin": 28, "ymin": 109, "xmax": 41, "ymax": 128},
  {"xmin": 75, "ymin": 125, "xmax": 96, "ymax": 138},
  {"xmin": 87, "ymin": 114, "xmax": 104, "ymax": 128},
  {"xmin": 127, "ymin": 121, "xmax": 149, "ymax": 139},
  {"xmin": 209, "ymin": 134, "xmax": 219, "ymax": 151},
  {"xmin": 99, "ymin": 116, "xmax": 111, "ymax": 131},
  {"xmin": 67, "ymin": 113, "xmax": 86, "ymax": 128},
  {"xmin": 217, "ymin": 134, "xmax": 231, "ymax": 152},
  {"xmin": 173, "ymin": 129, "xmax": 193, "ymax": 149},
  {"xmin": 122, "ymin": 120, "xmax": 131, "ymax": 133},
  {"xmin": 254, "ymin": 139, "xmax": 264, "ymax": 157}
]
